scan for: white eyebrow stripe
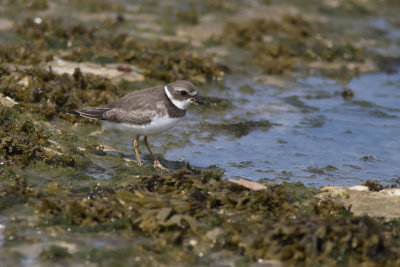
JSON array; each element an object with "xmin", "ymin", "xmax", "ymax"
[
  {"xmin": 176, "ymin": 87, "xmax": 196, "ymax": 96},
  {"xmin": 164, "ymin": 86, "xmax": 192, "ymax": 110}
]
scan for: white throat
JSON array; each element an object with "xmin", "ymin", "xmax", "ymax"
[{"xmin": 164, "ymin": 86, "xmax": 192, "ymax": 110}]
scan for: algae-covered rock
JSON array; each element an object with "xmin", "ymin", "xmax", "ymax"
[
  {"xmin": 0, "ymin": 100, "xmax": 95, "ymax": 170},
  {"xmin": 0, "ymin": 93, "xmax": 17, "ymax": 108},
  {"xmin": 0, "ymin": 105, "xmax": 50, "ymax": 167},
  {"xmin": 219, "ymin": 15, "xmax": 365, "ymax": 74},
  {"xmin": 320, "ymin": 185, "xmax": 400, "ymax": 219},
  {"xmin": 0, "ymin": 66, "xmax": 123, "ymax": 121}
]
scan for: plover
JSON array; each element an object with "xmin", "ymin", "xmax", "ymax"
[{"xmin": 68, "ymin": 80, "xmax": 202, "ymax": 169}]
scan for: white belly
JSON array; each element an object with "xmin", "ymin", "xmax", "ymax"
[{"xmin": 102, "ymin": 116, "xmax": 182, "ymax": 136}]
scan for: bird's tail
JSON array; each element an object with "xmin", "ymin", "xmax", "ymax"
[{"xmin": 67, "ymin": 107, "xmax": 110, "ymax": 120}]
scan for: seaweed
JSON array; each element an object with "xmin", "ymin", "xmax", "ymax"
[
  {"xmin": 196, "ymin": 96, "xmax": 232, "ymax": 110},
  {"xmin": 142, "ymin": 52, "xmax": 224, "ymax": 84},
  {"xmin": 176, "ymin": 9, "xmax": 199, "ymax": 25},
  {"xmin": 364, "ymin": 180, "xmax": 385, "ymax": 192},
  {"xmin": 0, "ymin": 95, "xmax": 96, "ymax": 169},
  {"xmin": 319, "ymin": 0, "xmax": 375, "ymax": 15},
  {"xmin": 0, "ymin": 66, "xmax": 123, "ymax": 120},
  {"xmin": 219, "ymin": 15, "xmax": 365, "ymax": 74},
  {"xmin": 1, "ymin": 165, "xmax": 400, "ymax": 265},
  {"xmin": 200, "ymin": 120, "xmax": 273, "ymax": 138},
  {"xmin": 12, "ymin": 18, "xmax": 225, "ymax": 84},
  {"xmin": 25, "ymin": 170, "xmax": 400, "ymax": 266},
  {"xmin": 67, "ymin": 0, "xmax": 124, "ymax": 12},
  {"xmin": 0, "ymin": 175, "xmax": 36, "ymax": 211},
  {"xmin": 0, "ymin": 105, "xmax": 50, "ymax": 167},
  {"xmin": 3, "ymin": 0, "xmax": 48, "ymax": 10},
  {"xmin": 0, "ymin": 44, "xmax": 51, "ymax": 65},
  {"xmin": 341, "ymin": 88, "xmax": 355, "ymax": 100},
  {"xmin": 40, "ymin": 245, "xmax": 71, "ymax": 260}
]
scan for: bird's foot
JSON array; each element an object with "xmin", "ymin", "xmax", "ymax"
[
  {"xmin": 154, "ymin": 160, "xmax": 168, "ymax": 170},
  {"xmin": 135, "ymin": 154, "xmax": 142, "ymax": 167},
  {"xmin": 137, "ymin": 159, "xmax": 142, "ymax": 167}
]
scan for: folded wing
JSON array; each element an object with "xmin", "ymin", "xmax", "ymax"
[{"xmin": 67, "ymin": 107, "xmax": 111, "ymax": 120}]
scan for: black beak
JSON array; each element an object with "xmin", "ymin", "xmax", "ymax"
[{"xmin": 192, "ymin": 95, "xmax": 203, "ymax": 105}]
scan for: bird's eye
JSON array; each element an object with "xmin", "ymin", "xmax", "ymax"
[{"xmin": 179, "ymin": 91, "xmax": 188, "ymax": 96}]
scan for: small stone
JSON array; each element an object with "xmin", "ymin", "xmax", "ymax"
[
  {"xmin": 228, "ymin": 178, "xmax": 267, "ymax": 191},
  {"xmin": 0, "ymin": 93, "xmax": 17, "ymax": 107}
]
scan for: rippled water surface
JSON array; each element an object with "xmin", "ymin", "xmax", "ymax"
[{"xmin": 125, "ymin": 71, "xmax": 400, "ymax": 187}]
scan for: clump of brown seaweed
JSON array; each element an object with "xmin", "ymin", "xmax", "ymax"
[
  {"xmin": 0, "ymin": 105, "xmax": 50, "ymax": 167},
  {"xmin": 0, "ymin": 104, "xmax": 93, "ymax": 170},
  {"xmin": 218, "ymin": 15, "xmax": 365, "ymax": 74},
  {"xmin": 176, "ymin": 9, "xmax": 199, "ymax": 25},
  {"xmin": 2, "ymin": 169, "xmax": 391, "ymax": 266}
]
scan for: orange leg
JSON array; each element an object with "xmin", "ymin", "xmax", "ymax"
[
  {"xmin": 143, "ymin": 136, "xmax": 167, "ymax": 170},
  {"xmin": 133, "ymin": 135, "xmax": 142, "ymax": 166}
]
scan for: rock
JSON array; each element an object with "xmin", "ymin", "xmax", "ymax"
[
  {"xmin": 0, "ymin": 93, "xmax": 17, "ymax": 107},
  {"xmin": 228, "ymin": 178, "xmax": 267, "ymax": 191},
  {"xmin": 46, "ymin": 58, "xmax": 145, "ymax": 82},
  {"xmin": 319, "ymin": 186, "xmax": 400, "ymax": 219}
]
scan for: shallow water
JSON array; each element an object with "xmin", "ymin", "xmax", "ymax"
[{"xmin": 124, "ymin": 71, "xmax": 400, "ymax": 187}]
